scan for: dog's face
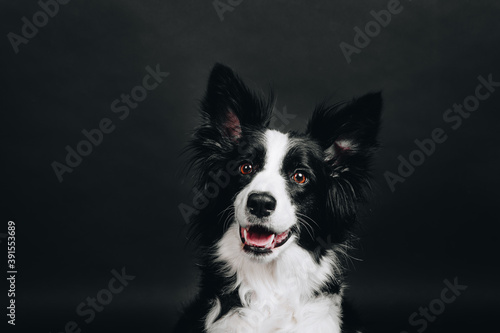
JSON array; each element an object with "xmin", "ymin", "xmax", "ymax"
[
  {"xmin": 232, "ymin": 129, "xmax": 324, "ymax": 261},
  {"xmin": 188, "ymin": 64, "xmax": 381, "ymax": 263}
]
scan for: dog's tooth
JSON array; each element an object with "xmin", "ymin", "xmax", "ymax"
[
  {"xmin": 243, "ymin": 228, "xmax": 248, "ymax": 243},
  {"xmin": 265, "ymin": 234, "xmax": 276, "ymax": 248}
]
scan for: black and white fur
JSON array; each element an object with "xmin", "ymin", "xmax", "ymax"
[{"xmin": 175, "ymin": 64, "xmax": 382, "ymax": 333}]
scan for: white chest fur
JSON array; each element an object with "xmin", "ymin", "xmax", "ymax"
[{"xmin": 205, "ymin": 225, "xmax": 343, "ymax": 333}]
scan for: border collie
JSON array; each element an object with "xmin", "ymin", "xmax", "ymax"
[{"xmin": 175, "ymin": 64, "xmax": 382, "ymax": 333}]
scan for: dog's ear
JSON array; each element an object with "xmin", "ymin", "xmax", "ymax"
[
  {"xmin": 307, "ymin": 92, "xmax": 382, "ymax": 243},
  {"xmin": 200, "ymin": 63, "xmax": 273, "ymax": 142},
  {"xmin": 307, "ymin": 92, "xmax": 382, "ymax": 175}
]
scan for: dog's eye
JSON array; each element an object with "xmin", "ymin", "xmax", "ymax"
[
  {"xmin": 292, "ymin": 172, "xmax": 307, "ymax": 184},
  {"xmin": 240, "ymin": 163, "xmax": 254, "ymax": 175}
]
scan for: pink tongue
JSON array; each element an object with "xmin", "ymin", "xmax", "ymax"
[
  {"xmin": 275, "ymin": 230, "xmax": 288, "ymax": 243},
  {"xmin": 247, "ymin": 230, "xmax": 274, "ymax": 247}
]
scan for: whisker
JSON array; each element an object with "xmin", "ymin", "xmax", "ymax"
[
  {"xmin": 218, "ymin": 204, "xmax": 234, "ymax": 217},
  {"xmin": 295, "ymin": 212, "xmax": 319, "ymax": 228},
  {"xmin": 222, "ymin": 212, "xmax": 235, "ymax": 232},
  {"xmin": 297, "ymin": 217, "xmax": 315, "ymax": 239}
]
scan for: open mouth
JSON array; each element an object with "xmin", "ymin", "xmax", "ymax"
[{"xmin": 240, "ymin": 225, "xmax": 291, "ymax": 254}]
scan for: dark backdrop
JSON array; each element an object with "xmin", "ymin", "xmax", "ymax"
[{"xmin": 2, "ymin": 1, "xmax": 499, "ymax": 332}]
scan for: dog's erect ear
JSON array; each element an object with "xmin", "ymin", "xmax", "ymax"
[
  {"xmin": 307, "ymin": 93, "xmax": 382, "ymax": 242},
  {"xmin": 201, "ymin": 63, "xmax": 273, "ymax": 142},
  {"xmin": 307, "ymin": 92, "xmax": 382, "ymax": 173}
]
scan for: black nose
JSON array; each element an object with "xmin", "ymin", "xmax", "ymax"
[{"xmin": 247, "ymin": 192, "xmax": 276, "ymax": 218}]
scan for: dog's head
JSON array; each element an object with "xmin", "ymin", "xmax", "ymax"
[{"xmin": 187, "ymin": 64, "xmax": 381, "ymax": 263}]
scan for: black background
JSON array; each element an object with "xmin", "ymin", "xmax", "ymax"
[{"xmin": 2, "ymin": 1, "xmax": 500, "ymax": 332}]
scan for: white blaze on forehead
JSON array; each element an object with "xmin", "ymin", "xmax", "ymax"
[
  {"xmin": 248, "ymin": 129, "xmax": 290, "ymax": 194},
  {"xmin": 263, "ymin": 130, "xmax": 290, "ymax": 173}
]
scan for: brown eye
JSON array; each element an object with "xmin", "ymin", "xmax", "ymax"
[
  {"xmin": 240, "ymin": 163, "xmax": 253, "ymax": 175},
  {"xmin": 292, "ymin": 172, "xmax": 307, "ymax": 184}
]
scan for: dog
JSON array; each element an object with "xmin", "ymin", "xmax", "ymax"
[{"xmin": 175, "ymin": 63, "xmax": 382, "ymax": 333}]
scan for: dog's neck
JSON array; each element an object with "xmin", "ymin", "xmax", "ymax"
[
  {"xmin": 203, "ymin": 223, "xmax": 344, "ymax": 333},
  {"xmin": 214, "ymin": 224, "xmax": 341, "ymax": 304}
]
